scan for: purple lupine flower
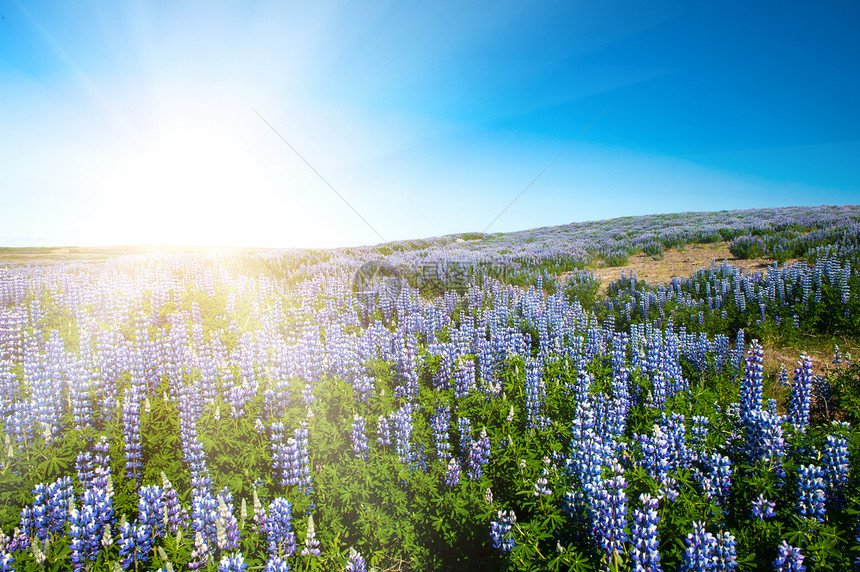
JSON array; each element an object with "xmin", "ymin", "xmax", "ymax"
[
  {"xmin": 353, "ymin": 376, "xmax": 374, "ymax": 404},
  {"xmin": 524, "ymin": 359, "xmax": 545, "ymax": 429},
  {"xmin": 466, "ymin": 427, "xmax": 491, "ymax": 481},
  {"xmin": 630, "ymin": 493, "xmax": 661, "ymax": 572},
  {"xmin": 739, "ymin": 340, "xmax": 764, "ymax": 421},
  {"xmin": 122, "ymin": 386, "xmax": 143, "ymax": 480},
  {"xmin": 743, "ymin": 409, "xmax": 786, "ymax": 479},
  {"xmin": 188, "ymin": 531, "xmax": 211, "ymax": 571},
  {"xmin": 431, "ymin": 405, "xmax": 451, "ymax": 462},
  {"xmin": 271, "ymin": 422, "xmax": 290, "ymax": 486},
  {"xmin": 344, "ymin": 547, "xmax": 367, "ymax": 572},
  {"xmin": 69, "ymin": 487, "xmax": 113, "ymax": 569},
  {"xmin": 351, "ymin": 415, "xmax": 368, "ymax": 460},
  {"xmin": 457, "ymin": 417, "xmax": 472, "ymax": 457},
  {"xmin": 796, "ymin": 464, "xmax": 826, "ymax": 522},
  {"xmin": 822, "ymin": 432, "xmax": 849, "ymax": 504},
  {"xmin": 489, "ymin": 510, "xmax": 516, "ymax": 552},
  {"xmin": 300, "ymin": 514, "xmax": 321, "ymax": 556},
  {"xmin": 0, "ymin": 552, "xmax": 13, "ymax": 572},
  {"xmin": 117, "ymin": 517, "xmax": 149, "ymax": 570},
  {"xmin": 751, "ymin": 494, "xmax": 776, "ymax": 520},
  {"xmin": 218, "ymin": 551, "xmax": 247, "ymax": 572},
  {"xmin": 391, "ymin": 403, "xmax": 416, "ymax": 466},
  {"xmin": 787, "ymin": 355, "xmax": 813, "ymax": 430},
  {"xmin": 680, "ymin": 520, "xmax": 717, "ymax": 572},
  {"xmin": 138, "ymin": 485, "xmax": 166, "ymax": 549},
  {"xmin": 715, "ymin": 530, "xmax": 738, "ymax": 571},
  {"xmin": 593, "ymin": 462, "xmax": 627, "ymax": 567},
  {"xmin": 162, "ymin": 472, "xmax": 188, "ymax": 533},
  {"xmin": 264, "ymin": 556, "xmax": 290, "ymax": 572},
  {"xmin": 533, "ymin": 469, "xmax": 552, "ymax": 497},
  {"xmin": 76, "ymin": 451, "xmax": 95, "ymax": 490},
  {"xmin": 20, "ymin": 476, "xmax": 75, "ymax": 544},
  {"xmin": 695, "ymin": 453, "xmax": 732, "ymax": 507},
  {"xmin": 214, "ymin": 490, "xmax": 240, "ymax": 553},
  {"xmin": 376, "ymin": 414, "xmax": 391, "ymax": 446},
  {"xmin": 264, "ymin": 497, "xmax": 296, "ymax": 559},
  {"xmin": 773, "ymin": 540, "xmax": 805, "ymax": 572},
  {"xmin": 444, "ymin": 458, "xmax": 461, "ymax": 487}
]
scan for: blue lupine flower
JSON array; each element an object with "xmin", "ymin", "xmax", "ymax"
[
  {"xmin": 218, "ymin": 551, "xmax": 247, "ymax": 572},
  {"xmin": 161, "ymin": 472, "xmax": 188, "ymax": 533},
  {"xmin": 489, "ymin": 510, "xmax": 516, "ymax": 552},
  {"xmin": 787, "ymin": 355, "xmax": 813, "ymax": 430},
  {"xmin": 695, "ymin": 453, "xmax": 732, "ymax": 507},
  {"xmin": 593, "ymin": 464, "xmax": 628, "ymax": 567},
  {"xmin": 796, "ymin": 464, "xmax": 826, "ymax": 522},
  {"xmin": 773, "ymin": 540, "xmax": 805, "ymax": 572},
  {"xmin": 822, "ymin": 433, "xmax": 849, "ymax": 504},
  {"xmin": 739, "ymin": 340, "xmax": 764, "ymax": 421},
  {"xmin": 751, "ymin": 494, "xmax": 776, "ymax": 520},
  {"xmin": 264, "ymin": 556, "xmax": 290, "ymax": 572},
  {"xmin": 444, "ymin": 458, "xmax": 461, "ymax": 487},
  {"xmin": 377, "ymin": 414, "xmax": 391, "ymax": 446},
  {"xmin": 216, "ymin": 493, "xmax": 240, "ymax": 552},
  {"xmin": 466, "ymin": 427, "xmax": 491, "ymax": 481},
  {"xmin": 714, "ymin": 530, "xmax": 738, "ymax": 571},
  {"xmin": 431, "ymin": 406, "xmax": 451, "ymax": 462},
  {"xmin": 122, "ymin": 386, "xmax": 143, "ymax": 480},
  {"xmin": 630, "ymin": 493, "xmax": 661, "ymax": 572},
  {"xmin": 264, "ymin": 497, "xmax": 296, "ymax": 559},
  {"xmin": 344, "ymin": 547, "xmax": 367, "ymax": 572},
  {"xmin": 351, "ymin": 415, "xmax": 368, "ymax": 460},
  {"xmin": 681, "ymin": 520, "xmax": 717, "ymax": 572}
]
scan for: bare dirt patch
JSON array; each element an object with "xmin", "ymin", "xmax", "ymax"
[{"xmin": 567, "ymin": 242, "xmax": 802, "ymax": 294}]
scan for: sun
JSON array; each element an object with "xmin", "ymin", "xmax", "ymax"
[{"xmin": 94, "ymin": 99, "xmax": 325, "ymax": 248}]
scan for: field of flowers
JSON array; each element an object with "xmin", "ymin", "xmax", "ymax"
[{"xmin": 1, "ymin": 205, "xmax": 860, "ymax": 571}]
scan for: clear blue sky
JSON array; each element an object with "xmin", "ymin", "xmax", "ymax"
[{"xmin": 1, "ymin": 0, "xmax": 858, "ymax": 247}]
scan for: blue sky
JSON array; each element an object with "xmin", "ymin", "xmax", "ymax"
[{"xmin": 1, "ymin": 0, "xmax": 858, "ymax": 247}]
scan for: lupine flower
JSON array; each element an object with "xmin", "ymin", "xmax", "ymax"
[
  {"xmin": 796, "ymin": 464, "xmax": 826, "ymax": 522},
  {"xmin": 822, "ymin": 433, "xmax": 849, "ymax": 504},
  {"xmin": 300, "ymin": 514, "xmax": 321, "ymax": 557},
  {"xmin": 444, "ymin": 458, "xmax": 461, "ymax": 487},
  {"xmin": 490, "ymin": 510, "xmax": 516, "ymax": 552},
  {"xmin": 264, "ymin": 497, "xmax": 296, "ymax": 559},
  {"xmin": 344, "ymin": 547, "xmax": 367, "ymax": 572},
  {"xmin": 391, "ymin": 403, "xmax": 416, "ymax": 466},
  {"xmin": 714, "ymin": 530, "xmax": 738, "ymax": 571},
  {"xmin": 218, "ymin": 551, "xmax": 247, "ymax": 572},
  {"xmin": 773, "ymin": 540, "xmax": 805, "ymax": 572},
  {"xmin": 751, "ymin": 494, "xmax": 776, "ymax": 520},
  {"xmin": 122, "ymin": 387, "xmax": 143, "ymax": 480},
  {"xmin": 593, "ymin": 462, "xmax": 627, "ymax": 567},
  {"xmin": 377, "ymin": 414, "xmax": 392, "ymax": 446},
  {"xmin": 188, "ymin": 531, "xmax": 211, "ymax": 571},
  {"xmin": 695, "ymin": 453, "xmax": 732, "ymax": 507},
  {"xmin": 533, "ymin": 469, "xmax": 552, "ymax": 497},
  {"xmin": 630, "ymin": 493, "xmax": 661, "ymax": 572},
  {"xmin": 739, "ymin": 340, "xmax": 764, "ymax": 421},
  {"xmin": 0, "ymin": 552, "xmax": 13, "ymax": 572},
  {"xmin": 787, "ymin": 355, "xmax": 813, "ymax": 430},
  {"xmin": 681, "ymin": 521, "xmax": 717, "ymax": 572},
  {"xmin": 431, "ymin": 406, "xmax": 451, "ymax": 462},
  {"xmin": 466, "ymin": 427, "xmax": 491, "ymax": 481},
  {"xmin": 351, "ymin": 415, "xmax": 368, "ymax": 460},
  {"xmin": 264, "ymin": 556, "xmax": 290, "ymax": 572},
  {"xmin": 161, "ymin": 472, "xmax": 188, "ymax": 533},
  {"xmin": 216, "ymin": 494, "xmax": 240, "ymax": 552}
]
